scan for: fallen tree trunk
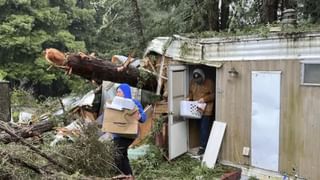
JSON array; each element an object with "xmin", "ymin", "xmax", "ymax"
[
  {"xmin": 66, "ymin": 54, "xmax": 158, "ymax": 92},
  {"xmin": 0, "ymin": 120, "xmax": 54, "ymax": 144}
]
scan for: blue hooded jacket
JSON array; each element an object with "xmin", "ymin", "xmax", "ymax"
[
  {"xmin": 117, "ymin": 83, "xmax": 146, "ymax": 123},
  {"xmin": 117, "ymin": 83, "xmax": 132, "ymax": 99},
  {"xmin": 113, "ymin": 83, "xmax": 146, "ymax": 139}
]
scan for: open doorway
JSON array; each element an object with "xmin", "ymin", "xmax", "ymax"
[
  {"xmin": 167, "ymin": 63, "xmax": 216, "ymax": 160},
  {"xmin": 187, "ymin": 65, "xmax": 216, "ymax": 154}
]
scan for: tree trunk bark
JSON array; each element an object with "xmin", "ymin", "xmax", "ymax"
[
  {"xmin": 207, "ymin": 0, "xmax": 220, "ymax": 31},
  {"xmin": 66, "ymin": 54, "xmax": 158, "ymax": 92},
  {"xmin": 130, "ymin": 0, "xmax": 145, "ymax": 47},
  {"xmin": 281, "ymin": 0, "xmax": 297, "ymax": 9},
  {"xmin": 0, "ymin": 120, "xmax": 53, "ymax": 143},
  {"xmin": 220, "ymin": 0, "xmax": 230, "ymax": 30},
  {"xmin": 261, "ymin": 0, "xmax": 279, "ymax": 24}
]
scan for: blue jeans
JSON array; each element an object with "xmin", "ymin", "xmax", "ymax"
[{"xmin": 198, "ymin": 115, "xmax": 213, "ymax": 149}]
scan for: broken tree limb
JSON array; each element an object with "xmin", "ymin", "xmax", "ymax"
[
  {"xmin": 156, "ymin": 55, "xmax": 165, "ymax": 95},
  {"xmin": 48, "ymin": 172, "xmax": 111, "ymax": 180},
  {"xmin": 0, "ymin": 121, "xmax": 73, "ymax": 173},
  {"xmin": 65, "ymin": 54, "xmax": 158, "ymax": 92},
  {"xmin": 156, "ymin": 38, "xmax": 173, "ymax": 96},
  {"xmin": 0, "ymin": 151, "xmax": 44, "ymax": 174},
  {"xmin": 0, "ymin": 120, "xmax": 54, "ymax": 144}
]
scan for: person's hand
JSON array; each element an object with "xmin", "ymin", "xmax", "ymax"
[
  {"xmin": 197, "ymin": 106, "xmax": 205, "ymax": 113},
  {"xmin": 198, "ymin": 98, "xmax": 204, "ymax": 103},
  {"xmin": 133, "ymin": 110, "xmax": 141, "ymax": 121}
]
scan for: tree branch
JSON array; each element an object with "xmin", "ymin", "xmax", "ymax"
[
  {"xmin": 0, "ymin": 121, "xmax": 73, "ymax": 173},
  {"xmin": 0, "ymin": 120, "xmax": 54, "ymax": 144},
  {"xmin": 0, "ymin": 151, "xmax": 44, "ymax": 174}
]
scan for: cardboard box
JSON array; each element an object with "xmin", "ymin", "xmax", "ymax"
[{"xmin": 102, "ymin": 108, "xmax": 138, "ymax": 135}]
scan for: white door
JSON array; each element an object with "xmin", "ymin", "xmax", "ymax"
[
  {"xmin": 251, "ymin": 71, "xmax": 281, "ymax": 171},
  {"xmin": 168, "ymin": 65, "xmax": 188, "ymax": 160}
]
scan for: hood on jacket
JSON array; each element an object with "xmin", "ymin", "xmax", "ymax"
[
  {"xmin": 193, "ymin": 68, "xmax": 205, "ymax": 84},
  {"xmin": 117, "ymin": 83, "xmax": 132, "ymax": 99}
]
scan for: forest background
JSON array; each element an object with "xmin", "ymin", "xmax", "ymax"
[{"xmin": 0, "ymin": 0, "xmax": 319, "ymax": 97}]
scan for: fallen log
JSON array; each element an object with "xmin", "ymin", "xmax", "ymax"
[
  {"xmin": 0, "ymin": 121, "xmax": 73, "ymax": 173},
  {"xmin": 65, "ymin": 54, "xmax": 158, "ymax": 92},
  {"xmin": 0, "ymin": 151, "xmax": 43, "ymax": 174},
  {"xmin": 0, "ymin": 120, "xmax": 54, "ymax": 144}
]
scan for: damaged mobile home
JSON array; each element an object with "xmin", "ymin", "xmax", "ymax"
[{"xmin": 145, "ymin": 32, "xmax": 320, "ymax": 180}]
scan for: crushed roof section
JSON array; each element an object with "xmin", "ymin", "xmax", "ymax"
[{"xmin": 144, "ymin": 32, "xmax": 320, "ymax": 64}]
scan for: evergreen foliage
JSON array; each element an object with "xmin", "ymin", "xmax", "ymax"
[
  {"xmin": 0, "ymin": 0, "xmax": 319, "ymax": 97},
  {"xmin": 0, "ymin": 0, "xmax": 93, "ymax": 97}
]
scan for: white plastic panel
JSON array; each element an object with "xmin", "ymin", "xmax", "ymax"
[{"xmin": 202, "ymin": 121, "xmax": 227, "ymax": 169}]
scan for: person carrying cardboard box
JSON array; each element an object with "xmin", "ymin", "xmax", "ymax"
[{"xmin": 104, "ymin": 83, "xmax": 146, "ymax": 179}]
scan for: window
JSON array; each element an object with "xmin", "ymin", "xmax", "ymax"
[{"xmin": 301, "ymin": 61, "xmax": 320, "ymax": 86}]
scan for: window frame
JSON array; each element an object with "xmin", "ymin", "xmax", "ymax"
[{"xmin": 300, "ymin": 60, "xmax": 320, "ymax": 86}]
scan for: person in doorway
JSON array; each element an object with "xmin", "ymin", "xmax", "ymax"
[
  {"xmin": 112, "ymin": 83, "xmax": 146, "ymax": 179},
  {"xmin": 187, "ymin": 68, "xmax": 215, "ymax": 155}
]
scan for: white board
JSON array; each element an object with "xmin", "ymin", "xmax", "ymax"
[
  {"xmin": 251, "ymin": 71, "xmax": 281, "ymax": 171},
  {"xmin": 202, "ymin": 121, "xmax": 227, "ymax": 168}
]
